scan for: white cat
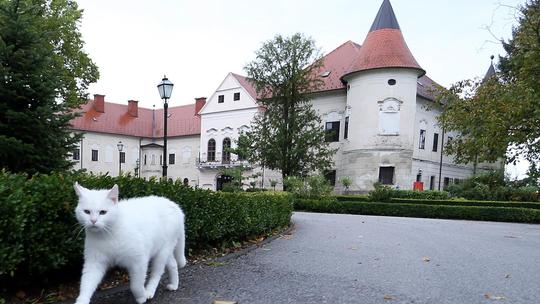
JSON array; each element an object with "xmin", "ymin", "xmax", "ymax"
[{"xmin": 73, "ymin": 182, "xmax": 186, "ymax": 304}]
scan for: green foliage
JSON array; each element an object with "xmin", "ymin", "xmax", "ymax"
[
  {"xmin": 448, "ymin": 171, "xmax": 539, "ymax": 201},
  {"xmin": 0, "ymin": 0, "xmax": 99, "ymax": 174},
  {"xmin": 389, "ymin": 198, "xmax": 540, "ymax": 209},
  {"xmin": 0, "ymin": 171, "xmax": 292, "ymax": 282},
  {"xmin": 294, "ymin": 199, "xmax": 540, "ymax": 224},
  {"xmin": 389, "ymin": 190, "xmax": 451, "ymax": 200},
  {"xmin": 334, "ymin": 195, "xmax": 370, "ymax": 202},
  {"xmin": 339, "ymin": 176, "xmax": 353, "ymax": 192},
  {"xmin": 436, "ymin": 0, "xmax": 540, "ymax": 166},
  {"xmin": 368, "ymin": 183, "xmax": 394, "ymax": 202},
  {"xmin": 283, "ymin": 175, "xmax": 333, "ymax": 198},
  {"xmin": 241, "ymin": 33, "xmax": 336, "ymax": 179}
]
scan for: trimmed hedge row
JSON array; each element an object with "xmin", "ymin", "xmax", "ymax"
[
  {"xmin": 388, "ymin": 198, "xmax": 540, "ymax": 209},
  {"xmin": 335, "ymin": 195, "xmax": 370, "ymax": 202},
  {"xmin": 294, "ymin": 199, "xmax": 540, "ymax": 224},
  {"xmin": 0, "ymin": 171, "xmax": 293, "ymax": 280}
]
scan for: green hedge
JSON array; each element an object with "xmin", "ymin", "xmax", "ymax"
[
  {"xmin": 294, "ymin": 199, "xmax": 540, "ymax": 224},
  {"xmin": 334, "ymin": 195, "xmax": 370, "ymax": 202},
  {"xmin": 389, "ymin": 190, "xmax": 450, "ymax": 200},
  {"xmin": 388, "ymin": 198, "xmax": 540, "ymax": 209},
  {"xmin": 0, "ymin": 171, "xmax": 293, "ymax": 280}
]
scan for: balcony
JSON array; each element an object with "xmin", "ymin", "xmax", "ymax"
[{"xmin": 196, "ymin": 157, "xmax": 253, "ymax": 169}]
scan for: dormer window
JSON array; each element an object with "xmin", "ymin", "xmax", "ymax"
[
  {"xmin": 233, "ymin": 92, "xmax": 240, "ymax": 101},
  {"xmin": 320, "ymin": 71, "xmax": 331, "ymax": 77},
  {"xmin": 218, "ymin": 95, "xmax": 224, "ymax": 103}
]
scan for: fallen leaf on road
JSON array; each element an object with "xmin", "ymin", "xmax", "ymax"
[
  {"xmin": 485, "ymin": 293, "xmax": 506, "ymax": 301},
  {"xmin": 505, "ymin": 274, "xmax": 511, "ymax": 279},
  {"xmin": 383, "ymin": 295, "xmax": 395, "ymax": 301},
  {"xmin": 205, "ymin": 261, "xmax": 228, "ymax": 267},
  {"xmin": 213, "ymin": 301, "xmax": 237, "ymax": 304},
  {"xmin": 422, "ymin": 256, "xmax": 431, "ymax": 262},
  {"xmin": 279, "ymin": 234, "xmax": 293, "ymax": 240},
  {"xmin": 349, "ymin": 246, "xmax": 358, "ymax": 250}
]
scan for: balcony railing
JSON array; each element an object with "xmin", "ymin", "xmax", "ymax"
[{"xmin": 196, "ymin": 157, "xmax": 252, "ymax": 169}]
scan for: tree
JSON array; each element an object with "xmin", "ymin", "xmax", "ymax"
[
  {"xmin": 436, "ymin": 0, "xmax": 539, "ymax": 167},
  {"xmin": 242, "ymin": 33, "xmax": 336, "ymax": 182},
  {"xmin": 0, "ymin": 0, "xmax": 98, "ymax": 174}
]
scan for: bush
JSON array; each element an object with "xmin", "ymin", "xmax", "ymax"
[
  {"xmin": 368, "ymin": 183, "xmax": 394, "ymax": 202},
  {"xmin": 334, "ymin": 195, "xmax": 370, "ymax": 202},
  {"xmin": 390, "ymin": 190, "xmax": 450, "ymax": 200},
  {"xmin": 388, "ymin": 198, "xmax": 540, "ymax": 209},
  {"xmin": 0, "ymin": 171, "xmax": 293, "ymax": 281},
  {"xmin": 294, "ymin": 199, "xmax": 540, "ymax": 224},
  {"xmin": 448, "ymin": 171, "xmax": 540, "ymax": 201},
  {"xmin": 283, "ymin": 175, "xmax": 333, "ymax": 198}
]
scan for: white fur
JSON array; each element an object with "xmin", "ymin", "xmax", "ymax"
[{"xmin": 73, "ymin": 182, "xmax": 186, "ymax": 304}]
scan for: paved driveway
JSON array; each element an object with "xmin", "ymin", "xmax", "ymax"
[{"xmin": 94, "ymin": 212, "xmax": 540, "ymax": 304}]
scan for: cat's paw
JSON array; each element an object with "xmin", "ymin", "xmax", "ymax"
[
  {"xmin": 178, "ymin": 256, "xmax": 187, "ymax": 268},
  {"xmin": 135, "ymin": 296, "xmax": 147, "ymax": 304},
  {"xmin": 166, "ymin": 283, "xmax": 178, "ymax": 291},
  {"xmin": 145, "ymin": 289, "xmax": 156, "ymax": 300}
]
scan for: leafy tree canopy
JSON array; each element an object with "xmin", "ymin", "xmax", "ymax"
[
  {"xmin": 0, "ymin": 0, "xmax": 98, "ymax": 174},
  {"xmin": 240, "ymin": 33, "xmax": 336, "ymax": 180},
  {"xmin": 436, "ymin": 0, "xmax": 539, "ymax": 168}
]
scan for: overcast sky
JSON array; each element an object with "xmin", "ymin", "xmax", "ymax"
[{"xmin": 75, "ymin": 0, "xmax": 527, "ymax": 178}]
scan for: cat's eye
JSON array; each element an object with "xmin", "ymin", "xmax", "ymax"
[
  {"xmin": 99, "ymin": 210, "xmax": 107, "ymax": 215},
  {"xmin": 84, "ymin": 210, "xmax": 90, "ymax": 214}
]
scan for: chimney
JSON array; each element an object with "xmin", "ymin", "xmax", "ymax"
[
  {"xmin": 128, "ymin": 100, "xmax": 138, "ymax": 117},
  {"xmin": 195, "ymin": 97, "xmax": 206, "ymax": 115},
  {"xmin": 93, "ymin": 94, "xmax": 105, "ymax": 113}
]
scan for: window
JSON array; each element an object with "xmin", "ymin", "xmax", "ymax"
[
  {"xmin": 233, "ymin": 92, "xmax": 240, "ymax": 101},
  {"xmin": 432, "ymin": 133, "xmax": 439, "ymax": 152},
  {"xmin": 72, "ymin": 148, "xmax": 80, "ymax": 161},
  {"xmin": 222, "ymin": 138, "xmax": 231, "ymax": 163},
  {"xmin": 325, "ymin": 121, "xmax": 340, "ymax": 142},
  {"xmin": 378, "ymin": 167, "xmax": 394, "ymax": 185},
  {"xmin": 430, "ymin": 176, "xmax": 435, "ymax": 190},
  {"xmin": 218, "ymin": 95, "xmax": 224, "ymax": 103},
  {"xmin": 419, "ymin": 130, "xmax": 426, "ymax": 149},
  {"xmin": 144, "ymin": 154, "xmax": 147, "ymax": 165},
  {"xmin": 324, "ymin": 170, "xmax": 336, "ymax": 186},
  {"xmin": 378, "ymin": 98, "xmax": 401, "ymax": 135},
  {"xmin": 169, "ymin": 153, "xmax": 175, "ymax": 165},
  {"xmin": 160, "ymin": 155, "xmax": 162, "ymax": 165},
  {"xmin": 344, "ymin": 117, "xmax": 349, "ymax": 139},
  {"xmin": 91, "ymin": 149, "xmax": 98, "ymax": 161},
  {"xmin": 207, "ymin": 139, "xmax": 216, "ymax": 161},
  {"xmin": 388, "ymin": 79, "xmax": 396, "ymax": 86},
  {"xmin": 183, "ymin": 178, "xmax": 189, "ymax": 186},
  {"xmin": 443, "ymin": 177, "xmax": 450, "ymax": 190},
  {"xmin": 151, "ymin": 154, "xmax": 156, "ymax": 165},
  {"xmin": 120, "ymin": 152, "xmax": 125, "ymax": 164}
]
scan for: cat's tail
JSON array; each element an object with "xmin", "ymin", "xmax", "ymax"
[{"xmin": 174, "ymin": 214, "xmax": 187, "ymax": 268}]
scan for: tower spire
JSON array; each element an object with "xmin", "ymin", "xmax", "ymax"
[
  {"xmin": 369, "ymin": 0, "xmax": 400, "ymax": 32},
  {"xmin": 483, "ymin": 55, "xmax": 496, "ymax": 81},
  {"xmin": 343, "ymin": 0, "xmax": 424, "ymax": 78}
]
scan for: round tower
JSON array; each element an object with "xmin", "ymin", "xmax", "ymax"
[{"xmin": 340, "ymin": 0, "xmax": 425, "ymax": 190}]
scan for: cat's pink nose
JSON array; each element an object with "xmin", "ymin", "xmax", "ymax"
[{"xmin": 91, "ymin": 219, "xmax": 97, "ymax": 225}]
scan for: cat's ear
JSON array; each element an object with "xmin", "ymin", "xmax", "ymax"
[
  {"xmin": 108, "ymin": 184, "xmax": 119, "ymax": 204},
  {"xmin": 74, "ymin": 182, "xmax": 85, "ymax": 197}
]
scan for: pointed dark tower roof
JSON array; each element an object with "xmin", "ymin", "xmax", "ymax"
[
  {"xmin": 369, "ymin": 0, "xmax": 400, "ymax": 31},
  {"xmin": 343, "ymin": 0, "xmax": 424, "ymax": 79},
  {"xmin": 483, "ymin": 55, "xmax": 496, "ymax": 81}
]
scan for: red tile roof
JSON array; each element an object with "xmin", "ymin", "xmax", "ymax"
[
  {"xmin": 70, "ymin": 99, "xmax": 200, "ymax": 138},
  {"xmin": 231, "ymin": 73, "xmax": 259, "ymax": 100},
  {"xmin": 314, "ymin": 41, "xmax": 362, "ymax": 92},
  {"xmin": 344, "ymin": 29, "xmax": 424, "ymax": 78}
]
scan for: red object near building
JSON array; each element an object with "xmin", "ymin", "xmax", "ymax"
[{"xmin": 413, "ymin": 181, "xmax": 424, "ymax": 191}]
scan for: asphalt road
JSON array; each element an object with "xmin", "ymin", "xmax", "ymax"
[{"xmin": 92, "ymin": 212, "xmax": 540, "ymax": 304}]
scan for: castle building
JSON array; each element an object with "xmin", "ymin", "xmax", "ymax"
[{"xmin": 70, "ymin": 0, "xmax": 499, "ymax": 192}]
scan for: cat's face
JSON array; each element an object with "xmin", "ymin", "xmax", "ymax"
[{"xmin": 74, "ymin": 182, "xmax": 119, "ymax": 232}]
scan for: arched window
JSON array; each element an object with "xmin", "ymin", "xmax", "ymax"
[
  {"xmin": 207, "ymin": 139, "xmax": 216, "ymax": 161},
  {"xmin": 222, "ymin": 137, "xmax": 231, "ymax": 163}
]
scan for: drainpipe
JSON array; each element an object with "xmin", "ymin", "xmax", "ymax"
[{"xmin": 438, "ymin": 128, "xmax": 445, "ymax": 191}]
